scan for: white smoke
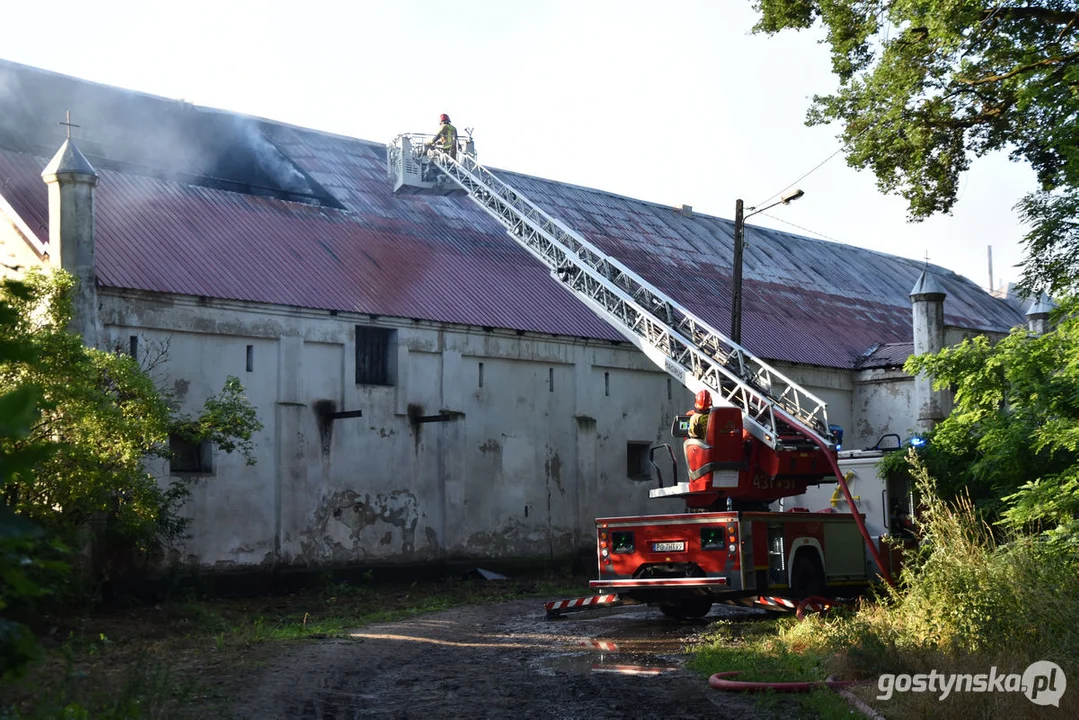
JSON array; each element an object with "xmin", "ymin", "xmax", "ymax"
[
  {"xmin": 234, "ymin": 117, "xmax": 310, "ymax": 195},
  {"xmin": 0, "ymin": 66, "xmax": 14, "ymax": 102}
]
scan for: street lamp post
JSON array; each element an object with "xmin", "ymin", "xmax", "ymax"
[{"xmin": 730, "ymin": 189, "xmax": 805, "ymax": 345}]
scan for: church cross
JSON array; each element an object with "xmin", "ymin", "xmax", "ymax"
[{"xmin": 58, "ymin": 110, "xmax": 80, "ymax": 139}]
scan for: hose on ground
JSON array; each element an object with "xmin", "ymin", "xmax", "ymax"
[{"xmin": 708, "ymin": 671, "xmax": 862, "ymax": 693}]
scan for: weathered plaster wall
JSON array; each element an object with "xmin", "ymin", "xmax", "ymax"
[
  {"xmin": 98, "ymin": 290, "xmax": 872, "ymax": 571},
  {"xmin": 99, "ymin": 291, "xmax": 704, "ymax": 569},
  {"xmin": 851, "ymin": 368, "xmax": 915, "ymax": 450}
]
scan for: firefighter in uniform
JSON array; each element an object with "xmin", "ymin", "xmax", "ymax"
[
  {"xmin": 688, "ymin": 390, "xmax": 712, "ymax": 440},
  {"xmin": 427, "ymin": 113, "xmax": 458, "ymax": 160}
]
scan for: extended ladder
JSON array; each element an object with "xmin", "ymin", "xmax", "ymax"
[{"xmin": 387, "ymin": 134, "xmax": 832, "ymax": 451}]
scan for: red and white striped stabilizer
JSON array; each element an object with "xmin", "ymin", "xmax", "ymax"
[
  {"xmin": 544, "ymin": 594, "xmax": 622, "ymax": 616},
  {"xmin": 753, "ymin": 595, "xmax": 842, "ymax": 619}
]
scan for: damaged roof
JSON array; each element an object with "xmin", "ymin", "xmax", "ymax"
[{"xmin": 0, "ymin": 59, "xmax": 1026, "ymax": 369}]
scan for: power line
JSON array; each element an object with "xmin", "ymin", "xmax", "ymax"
[
  {"xmin": 756, "ymin": 211, "xmax": 847, "ymax": 244},
  {"xmin": 752, "ymin": 142, "xmax": 851, "ymax": 210}
]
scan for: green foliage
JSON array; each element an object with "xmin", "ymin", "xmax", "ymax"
[
  {"xmin": 171, "ymin": 377, "xmax": 261, "ymax": 465},
  {"xmin": 751, "ymin": 1, "xmax": 1079, "ymax": 294},
  {"xmin": 845, "ymin": 461, "xmax": 1076, "ymax": 663},
  {"xmin": 0, "ymin": 277, "xmax": 64, "ymax": 682},
  {"xmin": 4, "ymin": 652, "xmax": 192, "ymax": 720},
  {"xmin": 896, "ymin": 297, "xmax": 1079, "ymax": 541},
  {"xmin": 878, "ymin": 463, "xmax": 1073, "ymax": 657},
  {"xmin": 0, "ymin": 268, "xmax": 264, "ymax": 587}
]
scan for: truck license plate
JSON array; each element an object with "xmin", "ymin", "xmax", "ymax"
[{"xmin": 652, "ymin": 541, "xmax": 686, "ymax": 552}]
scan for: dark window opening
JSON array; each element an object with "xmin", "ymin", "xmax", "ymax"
[
  {"xmin": 246, "ymin": 344, "xmax": 254, "ymax": 372},
  {"xmin": 548, "ymin": 367, "xmax": 554, "ymax": 392},
  {"xmin": 604, "ymin": 372, "xmax": 610, "ymax": 397},
  {"xmin": 478, "ymin": 361, "xmax": 484, "ymax": 388},
  {"xmin": 170, "ymin": 435, "xmax": 213, "ymax": 475},
  {"xmin": 129, "ymin": 335, "xmax": 138, "ymax": 360},
  {"xmin": 627, "ymin": 442, "xmax": 651, "ymax": 479},
  {"xmin": 356, "ymin": 326, "xmax": 395, "ymax": 385}
]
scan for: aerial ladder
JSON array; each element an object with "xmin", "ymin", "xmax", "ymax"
[{"xmin": 387, "ymin": 133, "xmax": 892, "ymax": 590}]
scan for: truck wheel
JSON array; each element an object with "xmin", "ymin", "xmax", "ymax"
[
  {"xmin": 790, "ymin": 553, "xmax": 825, "ymax": 599},
  {"xmin": 659, "ymin": 598, "xmax": 712, "ymax": 619},
  {"xmin": 681, "ymin": 598, "xmax": 713, "ymax": 618}
]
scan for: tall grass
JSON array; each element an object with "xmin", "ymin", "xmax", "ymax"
[
  {"xmin": 692, "ymin": 457, "xmax": 1079, "ymax": 717},
  {"xmin": 826, "ymin": 459, "xmax": 1077, "ymax": 663}
]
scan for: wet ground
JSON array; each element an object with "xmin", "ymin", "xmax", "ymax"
[{"xmin": 221, "ymin": 598, "xmax": 809, "ymax": 719}]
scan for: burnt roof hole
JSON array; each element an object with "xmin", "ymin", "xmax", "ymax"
[{"xmin": 221, "ymin": 118, "xmax": 311, "ymax": 195}]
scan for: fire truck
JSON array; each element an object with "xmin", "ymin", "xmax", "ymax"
[{"xmin": 387, "ymin": 132, "xmax": 896, "ymax": 619}]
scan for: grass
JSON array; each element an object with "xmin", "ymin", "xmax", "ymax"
[
  {"xmin": 686, "ymin": 614, "xmax": 859, "ymax": 719},
  {"xmin": 3, "ymin": 570, "xmax": 588, "ymax": 719}
]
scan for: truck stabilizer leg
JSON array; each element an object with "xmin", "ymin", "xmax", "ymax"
[{"xmin": 544, "ymin": 593, "xmax": 627, "ymax": 617}]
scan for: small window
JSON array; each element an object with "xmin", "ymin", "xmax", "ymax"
[
  {"xmin": 548, "ymin": 367, "xmax": 554, "ymax": 392},
  {"xmin": 627, "ymin": 442, "xmax": 651, "ymax": 479},
  {"xmin": 478, "ymin": 361, "xmax": 484, "ymax": 388},
  {"xmin": 129, "ymin": 335, "xmax": 139, "ymax": 360},
  {"xmin": 604, "ymin": 372, "xmax": 610, "ymax": 397},
  {"xmin": 170, "ymin": 435, "xmax": 213, "ymax": 475},
  {"xmin": 356, "ymin": 326, "xmax": 395, "ymax": 385},
  {"xmin": 246, "ymin": 344, "xmax": 254, "ymax": 372}
]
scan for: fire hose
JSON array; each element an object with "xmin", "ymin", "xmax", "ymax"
[
  {"xmin": 708, "ymin": 671, "xmax": 862, "ymax": 693},
  {"xmin": 709, "ymin": 672, "xmax": 886, "ymax": 719}
]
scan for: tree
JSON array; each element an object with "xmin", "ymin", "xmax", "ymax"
[
  {"xmin": 0, "ymin": 269, "xmax": 264, "ymax": 586},
  {"xmin": 752, "ymin": 1, "xmax": 1079, "ymax": 294},
  {"xmin": 885, "ymin": 297, "xmax": 1079, "ymax": 546}
]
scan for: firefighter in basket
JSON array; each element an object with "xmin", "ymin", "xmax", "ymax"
[
  {"xmin": 426, "ymin": 113, "xmax": 458, "ymax": 161},
  {"xmin": 688, "ymin": 389, "xmax": 712, "ymax": 440}
]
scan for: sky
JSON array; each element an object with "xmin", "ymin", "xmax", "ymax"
[{"xmin": 2, "ymin": 0, "xmax": 1038, "ymax": 291}]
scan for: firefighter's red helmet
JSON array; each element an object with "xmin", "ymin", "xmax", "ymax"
[
  {"xmin": 694, "ymin": 390, "xmax": 712, "ymax": 412},
  {"xmin": 440, "ymin": 113, "xmax": 450, "ymax": 123}
]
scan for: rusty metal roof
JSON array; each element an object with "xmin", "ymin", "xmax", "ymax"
[
  {"xmin": 854, "ymin": 342, "xmax": 916, "ymax": 369},
  {"xmin": 0, "ymin": 59, "xmax": 1026, "ymax": 369}
]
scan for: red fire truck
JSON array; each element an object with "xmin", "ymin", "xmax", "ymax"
[
  {"xmin": 387, "ymin": 132, "xmax": 893, "ymax": 619},
  {"xmin": 584, "ymin": 408, "xmax": 879, "ymax": 618}
]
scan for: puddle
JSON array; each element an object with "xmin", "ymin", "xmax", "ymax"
[
  {"xmin": 534, "ymin": 627, "xmax": 689, "ymax": 678},
  {"xmin": 537, "ymin": 652, "xmax": 682, "ymax": 677},
  {"xmin": 591, "ymin": 662, "xmax": 680, "ymax": 676},
  {"xmin": 528, "ymin": 604, "xmax": 742, "ymax": 679}
]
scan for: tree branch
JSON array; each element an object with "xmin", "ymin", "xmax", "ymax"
[
  {"xmin": 955, "ymin": 51, "xmax": 1079, "ymax": 86},
  {"xmin": 926, "ymin": 101, "xmax": 1013, "ymax": 130},
  {"xmin": 1055, "ymin": 13, "xmax": 1079, "ymax": 42},
  {"xmin": 988, "ymin": 8, "xmax": 1079, "ymax": 26}
]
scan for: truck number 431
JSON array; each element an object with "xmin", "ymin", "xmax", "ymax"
[{"xmin": 753, "ymin": 476, "xmax": 795, "ymax": 491}]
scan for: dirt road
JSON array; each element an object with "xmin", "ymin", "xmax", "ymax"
[{"xmin": 220, "ymin": 598, "xmax": 808, "ymax": 720}]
